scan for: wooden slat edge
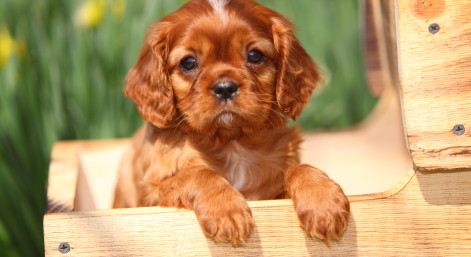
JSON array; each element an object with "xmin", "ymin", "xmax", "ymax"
[{"xmin": 44, "ymin": 168, "xmax": 416, "ymax": 219}]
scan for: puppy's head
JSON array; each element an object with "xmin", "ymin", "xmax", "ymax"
[{"xmin": 125, "ymin": 0, "xmax": 321, "ymax": 134}]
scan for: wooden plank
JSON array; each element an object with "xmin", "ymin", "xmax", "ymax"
[
  {"xmin": 396, "ymin": 0, "xmax": 471, "ymax": 171},
  {"xmin": 44, "ymin": 169, "xmax": 471, "ymax": 256}
]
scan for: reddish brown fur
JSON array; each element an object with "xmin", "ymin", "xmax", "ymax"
[{"xmin": 114, "ymin": 0, "xmax": 349, "ymax": 244}]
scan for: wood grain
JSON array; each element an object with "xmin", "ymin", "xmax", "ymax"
[
  {"xmin": 396, "ymin": 0, "xmax": 471, "ymax": 171},
  {"xmin": 44, "ymin": 169, "xmax": 471, "ymax": 256}
]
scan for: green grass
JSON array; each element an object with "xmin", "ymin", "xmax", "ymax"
[{"xmin": 0, "ymin": 0, "xmax": 376, "ymax": 256}]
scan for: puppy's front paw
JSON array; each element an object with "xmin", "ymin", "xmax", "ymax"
[
  {"xmin": 195, "ymin": 191, "xmax": 254, "ymax": 244},
  {"xmin": 294, "ymin": 187, "xmax": 350, "ymax": 243},
  {"xmin": 287, "ymin": 165, "xmax": 350, "ymax": 243}
]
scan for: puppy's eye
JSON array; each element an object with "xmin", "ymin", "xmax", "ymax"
[
  {"xmin": 247, "ymin": 50, "xmax": 264, "ymax": 64},
  {"xmin": 180, "ymin": 57, "xmax": 197, "ymax": 71}
]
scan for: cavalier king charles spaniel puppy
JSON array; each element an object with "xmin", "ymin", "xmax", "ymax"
[{"xmin": 114, "ymin": 0, "xmax": 350, "ymax": 244}]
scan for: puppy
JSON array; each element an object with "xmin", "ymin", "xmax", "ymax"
[{"xmin": 114, "ymin": 0, "xmax": 350, "ymax": 244}]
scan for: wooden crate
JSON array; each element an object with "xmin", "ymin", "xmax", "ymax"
[{"xmin": 44, "ymin": 0, "xmax": 471, "ymax": 256}]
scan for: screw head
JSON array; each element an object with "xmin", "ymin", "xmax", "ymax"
[
  {"xmin": 59, "ymin": 242, "xmax": 70, "ymax": 254},
  {"xmin": 453, "ymin": 124, "xmax": 465, "ymax": 135},
  {"xmin": 429, "ymin": 23, "xmax": 440, "ymax": 34}
]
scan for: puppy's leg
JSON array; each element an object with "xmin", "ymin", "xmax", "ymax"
[
  {"xmin": 147, "ymin": 166, "xmax": 254, "ymax": 244},
  {"xmin": 285, "ymin": 164, "xmax": 350, "ymax": 243}
]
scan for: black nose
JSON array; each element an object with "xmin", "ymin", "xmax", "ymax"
[{"xmin": 212, "ymin": 81, "xmax": 239, "ymax": 101}]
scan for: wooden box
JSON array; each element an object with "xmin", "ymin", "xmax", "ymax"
[{"xmin": 44, "ymin": 1, "xmax": 471, "ymax": 256}]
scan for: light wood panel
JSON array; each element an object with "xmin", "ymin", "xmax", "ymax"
[
  {"xmin": 396, "ymin": 0, "xmax": 471, "ymax": 171},
  {"xmin": 44, "ymin": 169, "xmax": 471, "ymax": 256}
]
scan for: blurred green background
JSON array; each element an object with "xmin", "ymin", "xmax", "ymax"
[{"xmin": 0, "ymin": 0, "xmax": 376, "ymax": 256}]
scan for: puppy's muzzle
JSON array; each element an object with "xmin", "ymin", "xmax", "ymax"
[{"xmin": 212, "ymin": 81, "xmax": 239, "ymax": 101}]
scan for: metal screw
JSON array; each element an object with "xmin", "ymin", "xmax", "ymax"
[
  {"xmin": 429, "ymin": 23, "xmax": 440, "ymax": 34},
  {"xmin": 59, "ymin": 242, "xmax": 70, "ymax": 254},
  {"xmin": 453, "ymin": 124, "xmax": 465, "ymax": 135}
]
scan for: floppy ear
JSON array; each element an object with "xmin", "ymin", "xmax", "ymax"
[
  {"xmin": 124, "ymin": 22, "xmax": 176, "ymax": 128},
  {"xmin": 272, "ymin": 18, "xmax": 321, "ymax": 119}
]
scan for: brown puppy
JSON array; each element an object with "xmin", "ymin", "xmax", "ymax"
[{"xmin": 114, "ymin": 0, "xmax": 350, "ymax": 244}]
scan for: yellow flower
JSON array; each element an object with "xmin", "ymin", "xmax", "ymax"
[
  {"xmin": 74, "ymin": 0, "xmax": 106, "ymax": 28},
  {"xmin": 0, "ymin": 27, "xmax": 15, "ymax": 69},
  {"xmin": 111, "ymin": 0, "xmax": 126, "ymax": 18}
]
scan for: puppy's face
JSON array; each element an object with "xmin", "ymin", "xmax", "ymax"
[
  {"xmin": 125, "ymin": 0, "xmax": 320, "ymax": 134},
  {"xmin": 169, "ymin": 11, "xmax": 278, "ymax": 133}
]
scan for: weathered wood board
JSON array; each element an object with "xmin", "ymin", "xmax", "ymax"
[
  {"xmin": 396, "ymin": 0, "xmax": 471, "ymax": 171},
  {"xmin": 44, "ymin": 169, "xmax": 471, "ymax": 256}
]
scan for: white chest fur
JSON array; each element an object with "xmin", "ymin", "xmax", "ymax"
[
  {"xmin": 214, "ymin": 137, "xmax": 295, "ymax": 200},
  {"xmin": 220, "ymin": 142, "xmax": 263, "ymax": 190}
]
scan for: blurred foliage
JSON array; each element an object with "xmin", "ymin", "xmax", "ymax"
[{"xmin": 0, "ymin": 0, "xmax": 376, "ymax": 256}]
